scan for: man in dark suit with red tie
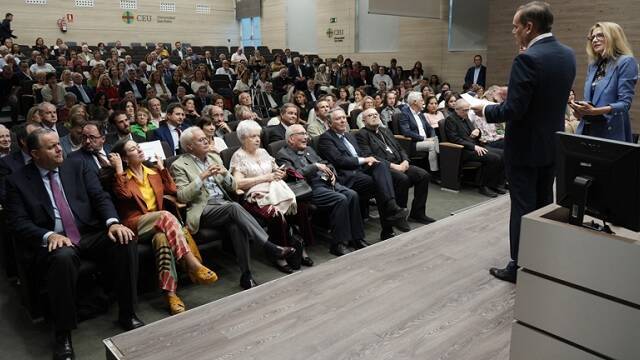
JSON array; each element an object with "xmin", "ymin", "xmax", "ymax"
[
  {"xmin": 5, "ymin": 128, "xmax": 143, "ymax": 360},
  {"xmin": 471, "ymin": 1, "xmax": 576, "ymax": 283}
]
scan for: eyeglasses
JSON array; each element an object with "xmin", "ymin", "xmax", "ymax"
[
  {"xmin": 587, "ymin": 33, "xmax": 605, "ymax": 42},
  {"xmin": 364, "ymin": 113, "xmax": 379, "ymax": 118},
  {"xmin": 195, "ymin": 137, "xmax": 209, "ymax": 144},
  {"xmin": 82, "ymin": 134, "xmax": 103, "ymax": 141}
]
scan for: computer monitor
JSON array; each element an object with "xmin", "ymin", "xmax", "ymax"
[{"xmin": 556, "ymin": 132, "xmax": 640, "ymax": 232}]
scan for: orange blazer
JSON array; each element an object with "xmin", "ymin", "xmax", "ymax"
[{"xmin": 112, "ymin": 167, "xmax": 177, "ymax": 230}]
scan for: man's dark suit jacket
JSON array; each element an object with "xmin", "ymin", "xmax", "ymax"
[
  {"xmin": 118, "ymin": 79, "xmax": 147, "ymax": 100},
  {"xmin": 464, "ymin": 65, "xmax": 487, "ymax": 88},
  {"xmin": 148, "ymin": 122, "xmax": 190, "ymax": 156},
  {"xmin": 272, "ymin": 75, "xmax": 292, "ymax": 98},
  {"xmin": 171, "ymin": 48, "xmax": 185, "ymax": 59},
  {"xmin": 444, "ymin": 112, "xmax": 479, "ymax": 152},
  {"xmin": 484, "ymin": 36, "xmax": 575, "ymax": 167},
  {"xmin": 194, "ymin": 95, "xmax": 211, "ymax": 113},
  {"xmin": 276, "ymin": 145, "xmax": 335, "ymax": 183},
  {"xmin": 67, "ymin": 145, "xmax": 112, "ymax": 175},
  {"xmin": 66, "ymin": 84, "xmax": 95, "ymax": 104},
  {"xmin": 355, "ymin": 127, "xmax": 408, "ymax": 164},
  {"xmin": 399, "ymin": 105, "xmax": 436, "ymax": 142},
  {"xmin": 264, "ymin": 123, "xmax": 286, "ymax": 144},
  {"xmin": 0, "ymin": 150, "xmax": 28, "ymax": 204},
  {"xmin": 317, "ymin": 130, "xmax": 363, "ymax": 184},
  {"xmin": 5, "ymin": 159, "xmax": 119, "ymax": 260}
]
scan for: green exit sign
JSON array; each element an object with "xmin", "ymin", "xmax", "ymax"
[{"xmin": 330, "ymin": 17, "xmax": 336, "ymax": 23}]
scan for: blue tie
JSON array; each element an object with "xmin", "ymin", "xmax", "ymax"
[{"xmin": 341, "ymin": 135, "xmax": 358, "ymax": 157}]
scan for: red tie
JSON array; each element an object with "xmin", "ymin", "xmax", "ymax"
[{"xmin": 48, "ymin": 171, "xmax": 81, "ymax": 245}]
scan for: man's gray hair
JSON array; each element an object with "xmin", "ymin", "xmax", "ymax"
[
  {"xmin": 179, "ymin": 126, "xmax": 201, "ymax": 150},
  {"xmin": 285, "ymin": 124, "xmax": 304, "ymax": 140},
  {"xmin": 236, "ymin": 120, "xmax": 262, "ymax": 141},
  {"xmin": 328, "ymin": 108, "xmax": 346, "ymax": 123},
  {"xmin": 37, "ymin": 101, "xmax": 54, "ymax": 114},
  {"xmin": 454, "ymin": 98, "xmax": 470, "ymax": 109},
  {"xmin": 406, "ymin": 91, "xmax": 423, "ymax": 106},
  {"xmin": 201, "ymin": 105, "xmax": 214, "ymax": 119}
]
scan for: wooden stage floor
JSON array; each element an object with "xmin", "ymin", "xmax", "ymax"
[{"xmin": 105, "ymin": 196, "xmax": 516, "ymax": 360}]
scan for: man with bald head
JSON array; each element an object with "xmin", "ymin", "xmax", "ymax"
[
  {"xmin": 318, "ymin": 108, "xmax": 410, "ymax": 240},
  {"xmin": 276, "ymin": 124, "xmax": 367, "ymax": 256},
  {"xmin": 356, "ymin": 108, "xmax": 435, "ymax": 225},
  {"xmin": 445, "ymin": 98, "xmax": 505, "ymax": 197}
]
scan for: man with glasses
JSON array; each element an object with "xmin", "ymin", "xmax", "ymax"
[
  {"xmin": 68, "ymin": 121, "xmax": 112, "ymax": 174},
  {"xmin": 170, "ymin": 127, "xmax": 295, "ymax": 290},
  {"xmin": 276, "ymin": 124, "xmax": 367, "ymax": 256},
  {"xmin": 356, "ymin": 108, "xmax": 436, "ymax": 226},
  {"xmin": 318, "ymin": 108, "xmax": 410, "ymax": 240}
]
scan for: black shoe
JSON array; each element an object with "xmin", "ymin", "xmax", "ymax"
[
  {"xmin": 408, "ymin": 214, "xmax": 437, "ymax": 224},
  {"xmin": 301, "ymin": 256, "xmax": 314, "ymax": 267},
  {"xmin": 118, "ymin": 313, "xmax": 145, "ymax": 331},
  {"xmin": 479, "ymin": 186, "xmax": 498, "ymax": 198},
  {"xmin": 240, "ymin": 272, "xmax": 258, "ymax": 289},
  {"xmin": 275, "ymin": 261, "xmax": 295, "ymax": 274},
  {"xmin": 380, "ymin": 230, "xmax": 396, "ymax": 240},
  {"xmin": 265, "ymin": 243, "xmax": 296, "ymax": 259},
  {"xmin": 349, "ymin": 238, "xmax": 370, "ymax": 250},
  {"xmin": 393, "ymin": 218, "xmax": 411, "ymax": 232},
  {"xmin": 490, "ymin": 186, "xmax": 507, "ymax": 195},
  {"xmin": 53, "ymin": 331, "xmax": 74, "ymax": 360},
  {"xmin": 329, "ymin": 243, "xmax": 351, "ymax": 256},
  {"xmin": 489, "ymin": 263, "xmax": 517, "ymax": 283},
  {"xmin": 384, "ymin": 203, "xmax": 409, "ymax": 223}
]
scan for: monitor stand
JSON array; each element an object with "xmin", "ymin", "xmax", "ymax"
[{"xmin": 568, "ymin": 175, "xmax": 614, "ymax": 234}]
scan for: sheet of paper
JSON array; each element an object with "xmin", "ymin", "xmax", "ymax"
[{"xmin": 138, "ymin": 140, "xmax": 166, "ymax": 161}]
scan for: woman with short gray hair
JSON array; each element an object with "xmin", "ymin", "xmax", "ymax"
[{"xmin": 231, "ymin": 120, "xmax": 314, "ymax": 273}]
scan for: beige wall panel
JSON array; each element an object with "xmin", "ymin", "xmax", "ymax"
[
  {"xmin": 9, "ymin": 0, "xmax": 239, "ymax": 47},
  {"xmin": 261, "ymin": 0, "xmax": 286, "ymax": 50},
  {"xmin": 488, "ymin": 0, "xmax": 640, "ymax": 131}
]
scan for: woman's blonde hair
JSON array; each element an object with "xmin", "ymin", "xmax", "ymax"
[{"xmin": 586, "ymin": 22, "xmax": 634, "ymax": 63}]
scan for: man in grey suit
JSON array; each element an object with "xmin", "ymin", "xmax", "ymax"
[
  {"xmin": 170, "ymin": 127, "xmax": 295, "ymax": 289},
  {"xmin": 276, "ymin": 124, "xmax": 368, "ymax": 257}
]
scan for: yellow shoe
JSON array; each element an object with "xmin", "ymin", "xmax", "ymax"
[
  {"xmin": 166, "ymin": 293, "xmax": 185, "ymax": 315},
  {"xmin": 188, "ymin": 266, "xmax": 218, "ymax": 285}
]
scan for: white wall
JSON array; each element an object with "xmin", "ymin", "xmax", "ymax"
[
  {"xmin": 356, "ymin": 0, "xmax": 399, "ymax": 53},
  {"xmin": 286, "ymin": 0, "xmax": 317, "ymax": 53}
]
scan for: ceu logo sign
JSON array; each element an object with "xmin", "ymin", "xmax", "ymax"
[{"xmin": 121, "ymin": 11, "xmax": 153, "ymax": 24}]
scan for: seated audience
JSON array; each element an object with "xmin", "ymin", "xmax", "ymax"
[
  {"xmin": 318, "ymin": 108, "xmax": 410, "ymax": 240},
  {"xmin": 356, "ymin": 108, "xmax": 435, "ymax": 224},
  {"xmin": 191, "ymin": 68, "xmax": 214, "ymax": 94},
  {"xmin": 230, "ymin": 47, "xmax": 247, "ymax": 64},
  {"xmin": 149, "ymin": 69, "xmax": 172, "ymax": 102},
  {"xmin": 108, "ymin": 139, "xmax": 217, "ymax": 315},
  {"xmin": 399, "ymin": 92, "xmax": 440, "ymax": 172},
  {"xmin": 146, "ymin": 97, "xmax": 165, "ymax": 127},
  {"xmin": 306, "ymin": 98, "xmax": 332, "ymax": 138},
  {"xmin": 119, "ymin": 68, "xmax": 146, "ymax": 102},
  {"xmin": 39, "ymin": 102, "xmax": 69, "ymax": 137},
  {"xmin": 60, "ymin": 115, "xmax": 86, "ymax": 157},
  {"xmin": 292, "ymin": 91, "xmax": 310, "ymax": 122},
  {"xmin": 444, "ymin": 99, "xmax": 505, "ymax": 197},
  {"xmin": 373, "ymin": 66, "xmax": 393, "ymax": 91},
  {"xmin": 197, "ymin": 115, "xmax": 228, "ymax": 153},
  {"xmin": 41, "ymin": 72, "xmax": 67, "ymax": 107},
  {"xmin": 68, "ymin": 121, "xmax": 112, "ymax": 174},
  {"xmin": 130, "ymin": 107, "xmax": 157, "ymax": 140},
  {"xmin": 5, "ymin": 128, "xmax": 143, "ymax": 360},
  {"xmin": 0, "ymin": 122, "xmax": 40, "ymax": 203},
  {"xmin": 379, "ymin": 91, "xmax": 401, "ymax": 128},
  {"xmin": 276, "ymin": 124, "xmax": 367, "ymax": 256},
  {"xmin": 66, "ymin": 72, "xmax": 94, "ymax": 105},
  {"xmin": 565, "ymin": 89, "xmax": 579, "ymax": 134},
  {"xmin": 354, "ymin": 95, "xmax": 376, "ymax": 129},
  {"xmin": 29, "ymin": 54, "xmax": 56, "ymax": 74},
  {"xmin": 0, "ymin": 124, "xmax": 9, "ymax": 157},
  {"xmin": 230, "ymin": 120, "xmax": 314, "ymax": 273},
  {"xmin": 106, "ymin": 110, "xmax": 145, "ymax": 146},
  {"xmin": 149, "ymin": 103, "xmax": 189, "ymax": 156},
  {"xmin": 182, "ymin": 97, "xmax": 200, "ymax": 125},
  {"xmin": 96, "ymin": 74, "xmax": 120, "ymax": 108},
  {"xmin": 424, "ymin": 95, "xmax": 445, "ymax": 132},
  {"xmin": 170, "ymin": 126, "xmax": 295, "ymax": 289},
  {"xmin": 264, "ymin": 103, "xmax": 300, "ymax": 144}
]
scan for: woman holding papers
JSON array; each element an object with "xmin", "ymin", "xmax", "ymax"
[{"xmin": 108, "ymin": 139, "xmax": 218, "ymax": 315}]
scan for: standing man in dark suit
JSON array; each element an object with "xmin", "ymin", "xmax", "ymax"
[
  {"xmin": 277, "ymin": 124, "xmax": 367, "ymax": 256},
  {"xmin": 318, "ymin": 108, "xmax": 410, "ymax": 239},
  {"xmin": 149, "ymin": 103, "xmax": 189, "ymax": 156},
  {"xmin": 5, "ymin": 129, "xmax": 143, "ymax": 360},
  {"xmin": 471, "ymin": 1, "xmax": 576, "ymax": 283},
  {"xmin": 0, "ymin": 13, "xmax": 16, "ymax": 43},
  {"xmin": 464, "ymin": 55, "xmax": 487, "ymax": 89},
  {"xmin": 356, "ymin": 108, "xmax": 436, "ymax": 225},
  {"xmin": 288, "ymin": 57, "xmax": 308, "ymax": 91}
]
